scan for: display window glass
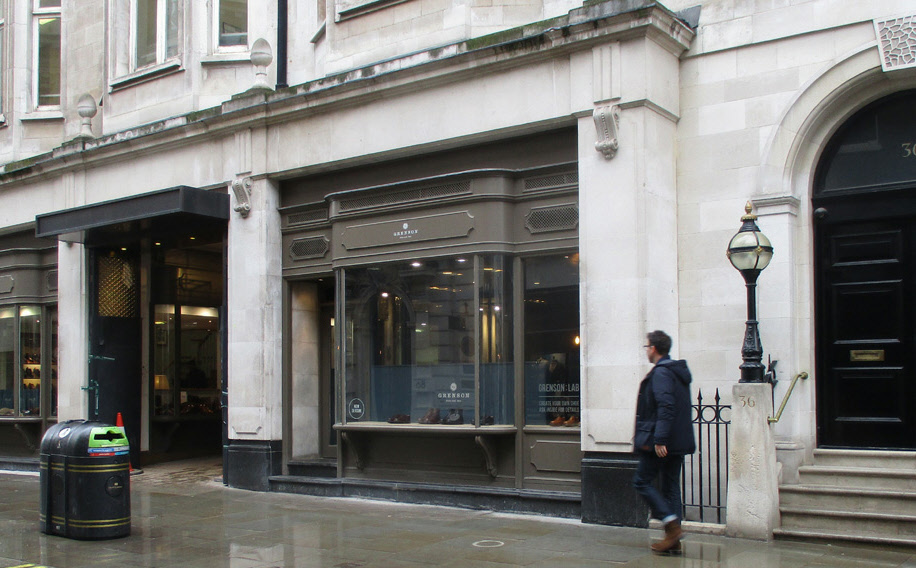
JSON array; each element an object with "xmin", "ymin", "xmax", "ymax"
[
  {"xmin": 0, "ymin": 308, "xmax": 14, "ymax": 415},
  {"xmin": 480, "ymin": 255, "xmax": 513, "ymax": 425},
  {"xmin": 523, "ymin": 254, "xmax": 580, "ymax": 427},
  {"xmin": 341, "ymin": 252, "xmax": 580, "ymax": 428},
  {"xmin": 343, "ymin": 255, "xmax": 510, "ymax": 426},
  {"xmin": 20, "ymin": 306, "xmax": 41, "ymax": 416},
  {"xmin": 0, "ymin": 305, "xmax": 56, "ymax": 418}
]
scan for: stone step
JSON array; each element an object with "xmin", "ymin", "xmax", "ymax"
[
  {"xmin": 797, "ymin": 465, "xmax": 916, "ymax": 491},
  {"xmin": 780, "ymin": 485, "xmax": 916, "ymax": 516},
  {"xmin": 780, "ymin": 506, "xmax": 916, "ymax": 538},
  {"xmin": 813, "ymin": 449, "xmax": 916, "ymax": 471},
  {"xmin": 286, "ymin": 458, "xmax": 337, "ymax": 478},
  {"xmin": 774, "ymin": 526, "xmax": 916, "ymax": 548}
]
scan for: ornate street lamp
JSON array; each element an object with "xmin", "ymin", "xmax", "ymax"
[{"xmin": 727, "ymin": 202, "xmax": 774, "ymax": 383}]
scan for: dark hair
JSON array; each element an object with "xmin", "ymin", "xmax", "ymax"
[{"xmin": 647, "ymin": 330, "xmax": 672, "ymax": 356}]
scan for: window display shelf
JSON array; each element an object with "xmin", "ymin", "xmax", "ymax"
[{"xmin": 334, "ymin": 422, "xmax": 515, "ymax": 435}]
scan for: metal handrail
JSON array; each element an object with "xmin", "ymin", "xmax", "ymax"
[{"xmin": 767, "ymin": 371, "xmax": 808, "ymax": 424}]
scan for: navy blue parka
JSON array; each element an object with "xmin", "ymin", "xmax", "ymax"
[{"xmin": 634, "ymin": 356, "xmax": 696, "ymax": 455}]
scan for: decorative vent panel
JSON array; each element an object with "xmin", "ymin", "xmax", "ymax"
[
  {"xmin": 875, "ymin": 15, "xmax": 916, "ymax": 72},
  {"xmin": 525, "ymin": 204, "xmax": 579, "ymax": 234},
  {"xmin": 339, "ymin": 181, "xmax": 470, "ymax": 212},
  {"xmin": 524, "ymin": 172, "xmax": 578, "ymax": 192},
  {"xmin": 290, "ymin": 236, "xmax": 330, "ymax": 260},
  {"xmin": 97, "ymin": 255, "xmax": 138, "ymax": 318},
  {"xmin": 47, "ymin": 270, "xmax": 58, "ymax": 292},
  {"xmin": 288, "ymin": 209, "xmax": 328, "ymax": 226}
]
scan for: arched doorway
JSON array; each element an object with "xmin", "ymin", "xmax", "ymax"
[{"xmin": 813, "ymin": 89, "xmax": 916, "ymax": 449}]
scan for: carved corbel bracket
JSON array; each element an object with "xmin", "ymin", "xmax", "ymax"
[
  {"xmin": 340, "ymin": 432, "xmax": 367, "ymax": 470},
  {"xmin": 230, "ymin": 178, "xmax": 252, "ymax": 217},
  {"xmin": 593, "ymin": 105, "xmax": 620, "ymax": 160},
  {"xmin": 474, "ymin": 435, "xmax": 498, "ymax": 478}
]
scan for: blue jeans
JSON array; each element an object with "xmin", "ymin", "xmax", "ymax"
[{"xmin": 632, "ymin": 452, "xmax": 684, "ymax": 522}]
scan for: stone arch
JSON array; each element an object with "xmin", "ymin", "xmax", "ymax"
[{"xmin": 752, "ymin": 37, "xmax": 916, "ymax": 460}]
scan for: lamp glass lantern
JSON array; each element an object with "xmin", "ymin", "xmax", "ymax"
[{"xmin": 727, "ymin": 202, "xmax": 774, "ymax": 383}]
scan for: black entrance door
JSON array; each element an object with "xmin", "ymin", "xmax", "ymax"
[
  {"xmin": 89, "ymin": 248, "xmax": 142, "ymax": 467},
  {"xmin": 814, "ymin": 90, "xmax": 916, "ymax": 449},
  {"xmin": 815, "ymin": 207, "xmax": 916, "ymax": 448}
]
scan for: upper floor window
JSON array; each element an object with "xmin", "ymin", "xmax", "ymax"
[
  {"xmin": 133, "ymin": 0, "xmax": 178, "ymax": 69},
  {"xmin": 33, "ymin": 0, "xmax": 60, "ymax": 108},
  {"xmin": 216, "ymin": 0, "xmax": 247, "ymax": 48}
]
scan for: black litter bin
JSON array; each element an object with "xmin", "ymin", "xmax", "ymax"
[{"xmin": 40, "ymin": 420, "xmax": 131, "ymax": 539}]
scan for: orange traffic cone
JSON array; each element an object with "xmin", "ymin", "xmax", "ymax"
[{"xmin": 116, "ymin": 412, "xmax": 134, "ymax": 473}]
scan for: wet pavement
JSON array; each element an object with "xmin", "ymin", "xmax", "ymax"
[{"xmin": 2, "ymin": 458, "xmax": 915, "ymax": 567}]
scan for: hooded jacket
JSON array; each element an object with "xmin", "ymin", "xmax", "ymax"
[{"xmin": 634, "ymin": 356, "xmax": 696, "ymax": 456}]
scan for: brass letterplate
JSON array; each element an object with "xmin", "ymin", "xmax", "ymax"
[{"xmin": 850, "ymin": 349, "xmax": 885, "ymax": 362}]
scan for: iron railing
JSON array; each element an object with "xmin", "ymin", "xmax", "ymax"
[{"xmin": 682, "ymin": 388, "xmax": 730, "ymax": 524}]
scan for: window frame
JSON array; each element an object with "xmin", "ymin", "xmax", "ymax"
[
  {"xmin": 129, "ymin": 0, "xmax": 179, "ymax": 72},
  {"xmin": 31, "ymin": 0, "xmax": 61, "ymax": 110},
  {"xmin": 212, "ymin": 0, "xmax": 248, "ymax": 53}
]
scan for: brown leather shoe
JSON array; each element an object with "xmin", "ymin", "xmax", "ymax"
[
  {"xmin": 418, "ymin": 408, "xmax": 441, "ymax": 424},
  {"xmin": 650, "ymin": 520, "xmax": 682, "ymax": 553},
  {"xmin": 563, "ymin": 415, "xmax": 579, "ymax": 427},
  {"xmin": 549, "ymin": 415, "xmax": 565, "ymax": 426}
]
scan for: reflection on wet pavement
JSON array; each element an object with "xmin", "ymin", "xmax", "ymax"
[{"xmin": 2, "ymin": 458, "xmax": 916, "ymax": 567}]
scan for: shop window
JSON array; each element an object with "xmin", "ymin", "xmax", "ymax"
[
  {"xmin": 344, "ymin": 256, "xmax": 510, "ymax": 426},
  {"xmin": 216, "ymin": 0, "xmax": 247, "ymax": 47},
  {"xmin": 20, "ymin": 306, "xmax": 41, "ymax": 417},
  {"xmin": 0, "ymin": 305, "xmax": 58, "ymax": 418},
  {"xmin": 480, "ymin": 255, "xmax": 513, "ymax": 424},
  {"xmin": 0, "ymin": 308, "xmax": 13, "ymax": 415},
  {"xmin": 33, "ymin": 0, "xmax": 60, "ymax": 108},
  {"xmin": 523, "ymin": 254, "xmax": 580, "ymax": 426}
]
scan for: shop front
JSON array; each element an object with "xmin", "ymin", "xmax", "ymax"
[
  {"xmin": 0, "ymin": 230, "xmax": 58, "ymax": 468},
  {"xmin": 281, "ymin": 129, "xmax": 584, "ymax": 504},
  {"xmin": 35, "ymin": 187, "xmax": 229, "ymax": 467}
]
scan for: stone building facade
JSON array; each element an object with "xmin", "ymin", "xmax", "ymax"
[{"xmin": 1, "ymin": 0, "xmax": 915, "ymax": 542}]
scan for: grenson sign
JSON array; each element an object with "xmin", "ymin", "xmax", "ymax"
[{"xmin": 340, "ymin": 212, "xmax": 474, "ymax": 250}]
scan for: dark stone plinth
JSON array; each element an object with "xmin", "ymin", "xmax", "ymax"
[
  {"xmin": 226, "ymin": 439, "xmax": 282, "ymax": 491},
  {"xmin": 580, "ymin": 451, "xmax": 648, "ymax": 527}
]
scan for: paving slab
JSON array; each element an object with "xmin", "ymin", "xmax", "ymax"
[{"xmin": 2, "ymin": 458, "xmax": 916, "ymax": 567}]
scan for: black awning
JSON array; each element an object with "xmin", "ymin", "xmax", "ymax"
[{"xmin": 36, "ymin": 186, "xmax": 229, "ymax": 247}]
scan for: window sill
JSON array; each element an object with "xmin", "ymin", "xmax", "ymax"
[
  {"xmin": 337, "ymin": 0, "xmax": 409, "ymax": 22},
  {"xmin": 335, "ymin": 422, "xmax": 515, "ymax": 435},
  {"xmin": 311, "ymin": 21, "xmax": 326, "ymax": 44},
  {"xmin": 201, "ymin": 52, "xmax": 252, "ymax": 65},
  {"xmin": 522, "ymin": 425, "xmax": 581, "ymax": 434},
  {"xmin": 110, "ymin": 59, "xmax": 183, "ymax": 92},
  {"xmin": 21, "ymin": 110, "xmax": 63, "ymax": 123}
]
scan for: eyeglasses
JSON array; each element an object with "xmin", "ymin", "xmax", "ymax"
[{"xmin": 643, "ymin": 344, "xmax": 652, "ymax": 349}]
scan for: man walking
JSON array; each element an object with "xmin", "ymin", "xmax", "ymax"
[{"xmin": 633, "ymin": 330, "xmax": 696, "ymax": 553}]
